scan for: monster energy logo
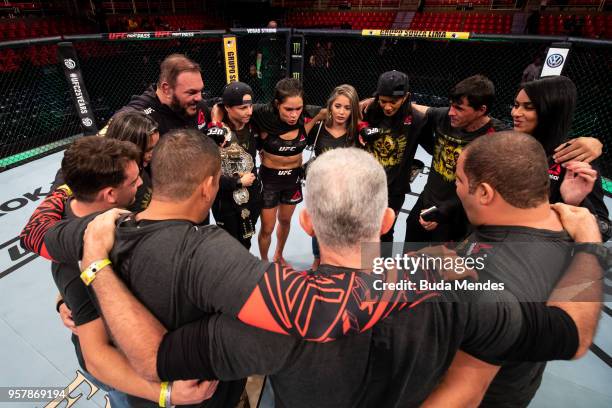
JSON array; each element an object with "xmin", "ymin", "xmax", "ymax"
[
  {"xmin": 292, "ymin": 72, "xmax": 300, "ymax": 80},
  {"xmin": 293, "ymin": 42, "xmax": 301, "ymax": 54}
]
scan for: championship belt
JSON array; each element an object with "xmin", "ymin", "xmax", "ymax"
[{"xmin": 220, "ymin": 141, "xmax": 255, "ymax": 239}]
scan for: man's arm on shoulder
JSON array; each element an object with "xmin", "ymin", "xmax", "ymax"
[
  {"xmin": 87, "ymin": 262, "xmax": 165, "ymax": 380},
  {"xmin": 157, "ymin": 314, "xmax": 296, "ymax": 382},
  {"xmin": 411, "ymin": 103, "xmax": 430, "ymax": 115},
  {"xmin": 44, "ymin": 215, "xmax": 96, "ymax": 263},
  {"xmin": 424, "ymin": 202, "xmax": 604, "ymax": 406},
  {"xmin": 20, "ymin": 187, "xmax": 70, "ymax": 260},
  {"xmin": 77, "ymin": 209, "xmax": 164, "ymax": 380},
  {"xmin": 546, "ymin": 245, "xmax": 602, "ymax": 359},
  {"xmin": 421, "ymin": 351, "xmax": 499, "ymax": 408},
  {"xmin": 549, "ymin": 202, "xmax": 603, "ymax": 358}
]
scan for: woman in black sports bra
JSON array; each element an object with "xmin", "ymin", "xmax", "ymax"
[
  {"xmin": 306, "ymin": 84, "xmax": 360, "ymax": 270},
  {"xmin": 251, "ymin": 78, "xmax": 324, "ymax": 264}
]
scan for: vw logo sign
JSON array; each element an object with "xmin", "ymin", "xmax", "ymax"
[
  {"xmin": 64, "ymin": 58, "xmax": 76, "ymax": 70},
  {"xmin": 82, "ymin": 117, "xmax": 93, "ymax": 127},
  {"xmin": 546, "ymin": 54, "xmax": 564, "ymax": 69}
]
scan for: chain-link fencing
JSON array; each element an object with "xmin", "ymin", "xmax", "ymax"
[
  {"xmin": 0, "ymin": 39, "xmax": 81, "ymax": 170},
  {"xmin": 70, "ymin": 32, "xmax": 227, "ymax": 127},
  {"xmin": 1, "ymin": 29, "xmax": 610, "ymax": 186},
  {"xmin": 295, "ymin": 30, "xmax": 611, "ymax": 188},
  {"xmin": 230, "ymin": 29, "xmax": 290, "ymax": 104}
]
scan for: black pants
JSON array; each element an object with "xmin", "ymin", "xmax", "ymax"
[
  {"xmin": 212, "ymin": 196, "xmax": 262, "ymax": 249},
  {"xmin": 379, "ymin": 194, "xmax": 405, "ymax": 258},
  {"xmin": 381, "ymin": 193, "xmax": 406, "ymax": 243}
]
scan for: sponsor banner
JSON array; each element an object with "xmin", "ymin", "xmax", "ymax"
[
  {"xmin": 361, "ymin": 29, "xmax": 470, "ymax": 40},
  {"xmin": 246, "ymin": 28, "xmax": 277, "ymax": 34},
  {"xmin": 223, "ymin": 35, "xmax": 239, "ymax": 84},
  {"xmin": 57, "ymin": 42, "xmax": 98, "ymax": 134},
  {"xmin": 289, "ymin": 35, "xmax": 305, "ymax": 82},
  {"xmin": 541, "ymin": 46, "xmax": 570, "ymax": 77},
  {"xmin": 106, "ymin": 31, "xmax": 198, "ymax": 40}
]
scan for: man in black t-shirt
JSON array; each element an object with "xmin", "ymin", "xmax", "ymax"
[
  {"xmin": 45, "ymin": 136, "xmax": 174, "ymax": 406},
  {"xmin": 67, "ymin": 147, "xmax": 599, "ymax": 408},
  {"xmin": 405, "ymin": 75, "xmax": 509, "ymax": 247},
  {"xmin": 359, "ymin": 70, "xmax": 427, "ymax": 244},
  {"xmin": 426, "ymin": 131, "xmax": 602, "ymax": 407},
  {"xmin": 111, "ymin": 54, "xmax": 212, "ymax": 137}
]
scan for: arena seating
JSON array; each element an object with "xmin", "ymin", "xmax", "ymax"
[
  {"xmin": 462, "ymin": 12, "xmax": 512, "ymax": 33},
  {"xmin": 2, "ymin": 2, "xmax": 42, "ymax": 12},
  {"xmin": 424, "ymin": 0, "xmax": 517, "ymax": 7},
  {"xmin": 538, "ymin": 13, "xmax": 612, "ymax": 37},
  {"xmin": 0, "ymin": 44, "xmax": 59, "ymax": 72},
  {"xmin": 286, "ymin": 10, "xmax": 397, "ymax": 29},
  {"xmin": 410, "ymin": 11, "xmax": 463, "ymax": 31},
  {"xmin": 409, "ymin": 11, "xmax": 512, "ymax": 34},
  {"xmin": 0, "ymin": 17, "xmax": 96, "ymax": 41},
  {"xmin": 105, "ymin": 13, "xmax": 224, "ymax": 31}
]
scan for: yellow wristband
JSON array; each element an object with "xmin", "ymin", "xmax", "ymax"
[
  {"xmin": 159, "ymin": 381, "xmax": 169, "ymax": 407},
  {"xmin": 57, "ymin": 184, "xmax": 73, "ymax": 196},
  {"xmin": 80, "ymin": 258, "xmax": 112, "ymax": 286}
]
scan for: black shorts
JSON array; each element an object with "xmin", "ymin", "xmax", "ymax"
[{"xmin": 259, "ymin": 165, "xmax": 303, "ymax": 208}]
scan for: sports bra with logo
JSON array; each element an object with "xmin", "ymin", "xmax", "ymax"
[{"xmin": 262, "ymin": 126, "xmax": 308, "ymax": 157}]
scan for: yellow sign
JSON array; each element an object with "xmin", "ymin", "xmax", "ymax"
[
  {"xmin": 361, "ymin": 29, "xmax": 470, "ymax": 40},
  {"xmin": 223, "ymin": 35, "xmax": 239, "ymax": 84}
]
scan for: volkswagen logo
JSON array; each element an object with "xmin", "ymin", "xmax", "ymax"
[
  {"xmin": 546, "ymin": 53, "xmax": 564, "ymax": 69},
  {"xmin": 64, "ymin": 58, "xmax": 76, "ymax": 70}
]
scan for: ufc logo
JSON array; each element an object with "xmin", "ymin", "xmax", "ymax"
[
  {"xmin": 209, "ymin": 128, "xmax": 224, "ymax": 136},
  {"xmin": 366, "ymin": 128, "xmax": 380, "ymax": 135},
  {"xmin": 278, "ymin": 170, "xmax": 293, "ymax": 175},
  {"xmin": 278, "ymin": 146, "xmax": 296, "ymax": 152}
]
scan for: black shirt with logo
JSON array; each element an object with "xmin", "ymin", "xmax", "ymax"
[
  {"xmin": 45, "ymin": 217, "xmax": 269, "ymax": 408},
  {"xmin": 119, "ymin": 85, "xmax": 211, "ymax": 137},
  {"xmin": 462, "ymin": 225, "xmax": 571, "ymax": 407},
  {"xmin": 420, "ymin": 107, "xmax": 509, "ymax": 214},
  {"xmin": 363, "ymin": 108, "xmax": 427, "ymax": 196}
]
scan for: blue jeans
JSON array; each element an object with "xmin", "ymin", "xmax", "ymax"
[{"xmin": 259, "ymin": 376, "xmax": 276, "ymax": 408}]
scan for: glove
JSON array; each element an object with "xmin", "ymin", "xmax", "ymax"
[
  {"xmin": 206, "ymin": 125, "xmax": 228, "ymax": 146},
  {"xmin": 358, "ymin": 124, "xmax": 382, "ymax": 144}
]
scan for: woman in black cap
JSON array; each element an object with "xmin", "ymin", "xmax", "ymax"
[
  {"xmin": 359, "ymin": 70, "xmax": 428, "ymax": 246},
  {"xmin": 210, "ymin": 82, "xmax": 262, "ymax": 249}
]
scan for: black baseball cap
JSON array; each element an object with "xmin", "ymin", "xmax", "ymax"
[
  {"xmin": 376, "ymin": 70, "xmax": 410, "ymax": 97},
  {"xmin": 222, "ymin": 82, "xmax": 254, "ymax": 107}
]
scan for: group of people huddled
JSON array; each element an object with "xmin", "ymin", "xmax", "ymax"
[{"xmin": 20, "ymin": 53, "xmax": 608, "ymax": 408}]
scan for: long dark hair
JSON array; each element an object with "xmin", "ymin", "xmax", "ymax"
[
  {"xmin": 520, "ymin": 76, "xmax": 576, "ymax": 156},
  {"xmin": 104, "ymin": 110, "xmax": 158, "ymax": 167},
  {"xmin": 272, "ymin": 77, "xmax": 304, "ymax": 110}
]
